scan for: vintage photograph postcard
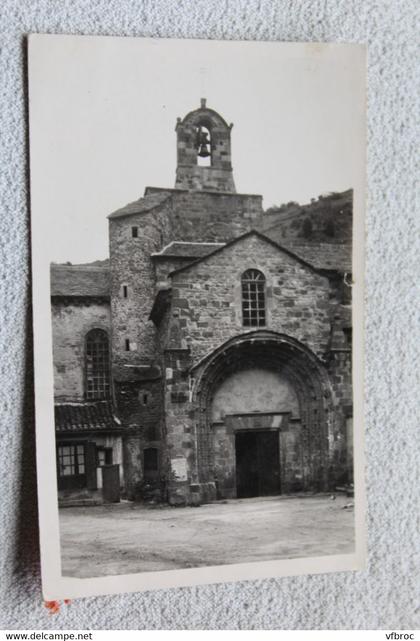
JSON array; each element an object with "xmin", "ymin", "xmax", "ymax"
[{"xmin": 29, "ymin": 35, "xmax": 366, "ymax": 599}]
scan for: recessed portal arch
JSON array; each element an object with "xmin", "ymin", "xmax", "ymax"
[{"xmin": 191, "ymin": 331, "xmax": 333, "ymax": 501}]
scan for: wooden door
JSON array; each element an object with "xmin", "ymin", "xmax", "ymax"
[{"xmin": 235, "ymin": 430, "xmax": 280, "ymax": 498}]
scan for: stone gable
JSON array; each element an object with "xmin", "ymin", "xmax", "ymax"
[{"xmin": 168, "ymin": 232, "xmax": 332, "ymax": 362}]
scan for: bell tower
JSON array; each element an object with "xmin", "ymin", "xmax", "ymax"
[{"xmin": 175, "ymin": 99, "xmax": 236, "ymax": 193}]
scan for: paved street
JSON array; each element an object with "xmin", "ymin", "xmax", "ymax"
[{"xmin": 59, "ymin": 495, "xmax": 355, "ymax": 578}]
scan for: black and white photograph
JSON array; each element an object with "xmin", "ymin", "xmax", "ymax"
[{"xmin": 29, "ymin": 35, "xmax": 366, "ymax": 599}]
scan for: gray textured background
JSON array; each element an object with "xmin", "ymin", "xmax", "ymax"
[{"xmin": 0, "ymin": 0, "xmax": 419, "ymax": 630}]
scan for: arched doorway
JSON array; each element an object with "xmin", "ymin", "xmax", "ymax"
[{"xmin": 191, "ymin": 331, "xmax": 333, "ymax": 501}]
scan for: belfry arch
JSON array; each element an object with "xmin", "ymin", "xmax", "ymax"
[
  {"xmin": 190, "ymin": 331, "xmax": 334, "ymax": 501},
  {"xmin": 175, "ymin": 98, "xmax": 236, "ymax": 192}
]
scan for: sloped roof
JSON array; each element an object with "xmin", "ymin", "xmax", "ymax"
[
  {"xmin": 108, "ymin": 191, "xmax": 171, "ymax": 219},
  {"xmin": 169, "ymin": 230, "xmax": 320, "ymax": 277},
  {"xmin": 55, "ymin": 401, "xmax": 122, "ymax": 433},
  {"xmin": 275, "ymin": 241, "xmax": 352, "ymax": 272},
  {"xmin": 178, "ymin": 100, "xmax": 231, "ymax": 129},
  {"xmin": 50, "ymin": 263, "xmax": 110, "ymax": 298},
  {"xmin": 152, "ymin": 241, "xmax": 225, "ymax": 259}
]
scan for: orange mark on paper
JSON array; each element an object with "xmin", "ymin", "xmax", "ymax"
[{"xmin": 44, "ymin": 599, "xmax": 71, "ymax": 614}]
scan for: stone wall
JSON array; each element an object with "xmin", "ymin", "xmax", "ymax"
[
  {"xmin": 211, "ymin": 368, "xmax": 299, "ymax": 422},
  {"xmin": 51, "ymin": 298, "xmax": 110, "ymax": 401},
  {"xmin": 162, "ymin": 347, "xmax": 195, "ymax": 505},
  {"xmin": 327, "ymin": 350, "xmax": 353, "ymax": 484},
  {"xmin": 175, "ymin": 101, "xmax": 236, "ymax": 192},
  {"xmin": 115, "ymin": 379, "xmax": 163, "ymax": 438},
  {"xmin": 212, "ymin": 413, "xmax": 303, "ymax": 498},
  {"xmin": 108, "ymin": 197, "xmax": 174, "ymax": 367},
  {"xmin": 157, "ymin": 234, "xmax": 346, "ymax": 503},
  {"xmin": 106, "ymin": 185, "xmax": 352, "ymax": 503},
  {"xmin": 210, "ymin": 370, "xmax": 302, "ymax": 498},
  {"xmin": 122, "ymin": 434, "xmax": 143, "ymax": 500},
  {"xmin": 168, "ymin": 233, "xmax": 332, "ymax": 362},
  {"xmin": 154, "ymin": 257, "xmax": 192, "ymax": 287},
  {"xmin": 145, "ymin": 187, "xmax": 263, "ymax": 243}
]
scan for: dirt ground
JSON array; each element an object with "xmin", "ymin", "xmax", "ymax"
[{"xmin": 59, "ymin": 495, "xmax": 355, "ymax": 578}]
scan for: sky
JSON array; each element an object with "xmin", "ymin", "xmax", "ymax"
[{"xmin": 29, "ymin": 36, "xmax": 365, "ymax": 263}]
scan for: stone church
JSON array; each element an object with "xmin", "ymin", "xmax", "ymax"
[{"xmin": 51, "ymin": 99, "xmax": 353, "ymax": 506}]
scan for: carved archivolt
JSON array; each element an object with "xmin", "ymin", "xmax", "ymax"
[{"xmin": 191, "ymin": 331, "xmax": 333, "ymax": 490}]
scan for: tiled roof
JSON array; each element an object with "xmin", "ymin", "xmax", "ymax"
[
  {"xmin": 108, "ymin": 191, "xmax": 171, "ymax": 219},
  {"xmin": 55, "ymin": 401, "xmax": 122, "ymax": 433},
  {"xmin": 152, "ymin": 241, "xmax": 225, "ymax": 259},
  {"xmin": 51, "ymin": 263, "xmax": 110, "ymax": 297},
  {"xmin": 268, "ymin": 240, "xmax": 352, "ymax": 272}
]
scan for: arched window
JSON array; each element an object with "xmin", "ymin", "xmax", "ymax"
[
  {"xmin": 196, "ymin": 124, "xmax": 211, "ymax": 166},
  {"xmin": 85, "ymin": 329, "xmax": 110, "ymax": 400},
  {"xmin": 241, "ymin": 269, "xmax": 266, "ymax": 327}
]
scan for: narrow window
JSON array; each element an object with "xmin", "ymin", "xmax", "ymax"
[
  {"xmin": 125, "ymin": 338, "xmax": 130, "ymax": 351},
  {"xmin": 140, "ymin": 391, "xmax": 151, "ymax": 406},
  {"xmin": 241, "ymin": 269, "xmax": 266, "ymax": 327},
  {"xmin": 131, "ymin": 226, "xmax": 138, "ymax": 238},
  {"xmin": 85, "ymin": 329, "xmax": 110, "ymax": 400},
  {"xmin": 122, "ymin": 285, "xmax": 128, "ymax": 298}
]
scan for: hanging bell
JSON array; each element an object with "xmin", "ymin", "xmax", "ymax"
[{"xmin": 198, "ymin": 143, "xmax": 211, "ymax": 158}]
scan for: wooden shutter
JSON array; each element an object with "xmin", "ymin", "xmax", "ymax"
[{"xmin": 86, "ymin": 441, "xmax": 97, "ymax": 490}]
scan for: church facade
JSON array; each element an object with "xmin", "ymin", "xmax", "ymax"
[{"xmin": 51, "ymin": 100, "xmax": 353, "ymax": 506}]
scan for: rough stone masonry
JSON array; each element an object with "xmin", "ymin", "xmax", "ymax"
[{"xmin": 51, "ymin": 99, "xmax": 353, "ymax": 506}]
